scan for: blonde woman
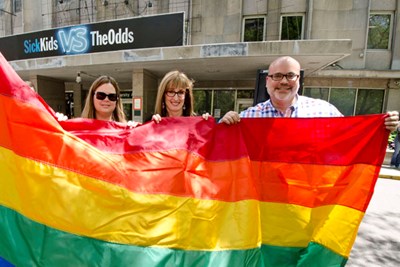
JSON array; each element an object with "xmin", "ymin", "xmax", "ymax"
[{"xmin": 152, "ymin": 70, "xmax": 209, "ymax": 123}]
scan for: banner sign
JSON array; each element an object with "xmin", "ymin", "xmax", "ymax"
[{"xmin": 0, "ymin": 12, "xmax": 184, "ymax": 61}]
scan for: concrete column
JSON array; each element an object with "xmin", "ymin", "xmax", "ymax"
[
  {"xmin": 266, "ymin": 0, "xmax": 281, "ymax": 40},
  {"xmin": 23, "ymin": 1, "xmax": 43, "ymax": 32},
  {"xmin": 391, "ymin": 0, "xmax": 400, "ymax": 69},
  {"xmin": 132, "ymin": 69, "xmax": 158, "ymax": 123},
  {"xmin": 2, "ymin": 0, "xmax": 13, "ymax": 35},
  {"xmin": 73, "ymin": 84, "xmax": 83, "ymax": 117},
  {"xmin": 386, "ymin": 78, "xmax": 400, "ymax": 112},
  {"xmin": 36, "ymin": 75, "xmax": 66, "ymax": 113}
]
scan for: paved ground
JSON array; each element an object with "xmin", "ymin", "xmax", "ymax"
[{"xmin": 346, "ymin": 165, "xmax": 400, "ymax": 266}]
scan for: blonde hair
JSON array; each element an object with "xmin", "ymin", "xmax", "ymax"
[
  {"xmin": 81, "ymin": 75, "xmax": 127, "ymax": 122},
  {"xmin": 154, "ymin": 70, "xmax": 196, "ymax": 117}
]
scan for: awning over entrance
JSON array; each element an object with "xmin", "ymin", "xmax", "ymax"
[{"xmin": 10, "ymin": 39, "xmax": 352, "ymax": 83}]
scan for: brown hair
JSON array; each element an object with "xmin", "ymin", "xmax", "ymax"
[
  {"xmin": 81, "ymin": 75, "xmax": 126, "ymax": 122},
  {"xmin": 154, "ymin": 70, "xmax": 196, "ymax": 117}
]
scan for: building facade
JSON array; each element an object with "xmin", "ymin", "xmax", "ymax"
[{"xmin": 0, "ymin": 0, "xmax": 399, "ymax": 122}]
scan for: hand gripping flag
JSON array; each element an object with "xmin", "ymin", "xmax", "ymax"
[{"xmin": 0, "ymin": 53, "xmax": 389, "ymax": 266}]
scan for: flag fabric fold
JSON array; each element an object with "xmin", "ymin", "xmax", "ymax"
[{"xmin": 0, "ymin": 53, "xmax": 389, "ymax": 267}]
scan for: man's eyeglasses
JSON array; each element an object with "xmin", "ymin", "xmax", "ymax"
[
  {"xmin": 165, "ymin": 90, "xmax": 186, "ymax": 98},
  {"xmin": 268, "ymin": 72, "xmax": 299, "ymax": 81},
  {"xmin": 95, "ymin": 92, "xmax": 118, "ymax": 101}
]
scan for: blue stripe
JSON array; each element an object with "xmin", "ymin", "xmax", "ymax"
[{"xmin": 0, "ymin": 257, "xmax": 14, "ymax": 267}]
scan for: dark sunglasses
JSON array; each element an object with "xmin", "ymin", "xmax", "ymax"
[{"xmin": 95, "ymin": 92, "xmax": 118, "ymax": 101}]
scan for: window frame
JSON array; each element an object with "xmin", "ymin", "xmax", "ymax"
[
  {"xmin": 279, "ymin": 13, "xmax": 305, "ymax": 40},
  {"xmin": 13, "ymin": 0, "xmax": 21, "ymax": 13},
  {"xmin": 241, "ymin": 15, "xmax": 266, "ymax": 42},
  {"xmin": 367, "ymin": 12, "xmax": 393, "ymax": 50},
  {"xmin": 302, "ymin": 86, "xmax": 386, "ymax": 116},
  {"xmin": 193, "ymin": 88, "xmax": 254, "ymax": 117}
]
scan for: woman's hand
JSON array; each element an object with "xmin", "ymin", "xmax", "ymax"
[
  {"xmin": 55, "ymin": 112, "xmax": 68, "ymax": 121},
  {"xmin": 127, "ymin": 120, "xmax": 140, "ymax": 128},
  {"xmin": 202, "ymin": 113, "xmax": 211, "ymax": 120},
  {"xmin": 152, "ymin": 114, "xmax": 162, "ymax": 124}
]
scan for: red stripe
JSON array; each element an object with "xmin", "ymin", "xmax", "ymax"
[
  {"xmin": 239, "ymin": 116, "xmax": 388, "ymax": 165},
  {"xmin": 60, "ymin": 114, "xmax": 388, "ymax": 166},
  {"xmin": 0, "ymin": 54, "xmax": 57, "ymax": 116},
  {"xmin": 5, "ymin": 102, "xmax": 387, "ymax": 166}
]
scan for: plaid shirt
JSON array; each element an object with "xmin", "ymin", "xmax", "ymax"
[{"xmin": 240, "ymin": 95, "xmax": 343, "ymax": 118}]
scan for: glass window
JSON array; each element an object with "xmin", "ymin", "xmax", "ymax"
[
  {"xmin": 355, "ymin": 89, "xmax": 384, "ymax": 115},
  {"xmin": 0, "ymin": 0, "xmax": 4, "ymax": 14},
  {"xmin": 305, "ymin": 87, "xmax": 385, "ymax": 116},
  {"xmin": 281, "ymin": 15, "xmax": 303, "ymax": 40},
  {"xmin": 122, "ymin": 103, "xmax": 133, "ymax": 121},
  {"xmin": 303, "ymin": 87, "xmax": 329, "ymax": 101},
  {"xmin": 243, "ymin": 17, "xmax": 265, "ymax": 42},
  {"xmin": 65, "ymin": 92, "xmax": 74, "ymax": 118},
  {"xmin": 329, "ymin": 88, "xmax": 356, "ymax": 116},
  {"xmin": 13, "ymin": 0, "xmax": 21, "ymax": 12},
  {"xmin": 194, "ymin": 89, "xmax": 253, "ymax": 117},
  {"xmin": 368, "ymin": 14, "xmax": 391, "ymax": 49},
  {"xmin": 237, "ymin": 90, "xmax": 254, "ymax": 99},
  {"xmin": 237, "ymin": 99, "xmax": 254, "ymax": 113},
  {"xmin": 193, "ymin": 90, "xmax": 212, "ymax": 116},
  {"xmin": 213, "ymin": 90, "xmax": 235, "ymax": 119}
]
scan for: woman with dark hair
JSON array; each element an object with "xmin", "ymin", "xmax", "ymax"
[
  {"xmin": 152, "ymin": 70, "xmax": 208, "ymax": 123},
  {"xmin": 81, "ymin": 75, "xmax": 127, "ymax": 122}
]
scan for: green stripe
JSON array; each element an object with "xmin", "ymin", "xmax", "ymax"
[
  {"xmin": 261, "ymin": 244, "xmax": 347, "ymax": 267},
  {"xmin": 0, "ymin": 205, "xmax": 347, "ymax": 267}
]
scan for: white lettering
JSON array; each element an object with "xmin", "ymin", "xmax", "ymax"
[
  {"xmin": 108, "ymin": 29, "xmax": 115, "ymax": 45},
  {"xmin": 90, "ymin": 28, "xmax": 135, "ymax": 46}
]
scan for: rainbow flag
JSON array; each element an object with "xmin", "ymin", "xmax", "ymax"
[{"xmin": 0, "ymin": 53, "xmax": 389, "ymax": 266}]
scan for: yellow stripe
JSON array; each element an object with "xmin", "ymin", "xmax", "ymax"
[
  {"xmin": 0, "ymin": 147, "xmax": 261, "ymax": 250},
  {"xmin": 0, "ymin": 147, "xmax": 363, "ymax": 256},
  {"xmin": 260, "ymin": 203, "xmax": 363, "ymax": 257}
]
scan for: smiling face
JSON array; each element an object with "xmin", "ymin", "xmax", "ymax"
[
  {"xmin": 266, "ymin": 57, "xmax": 301, "ymax": 107},
  {"xmin": 164, "ymin": 83, "xmax": 186, "ymax": 117},
  {"xmin": 93, "ymin": 83, "xmax": 117, "ymax": 121}
]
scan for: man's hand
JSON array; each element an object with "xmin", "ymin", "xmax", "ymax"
[
  {"xmin": 385, "ymin": 111, "xmax": 399, "ymax": 132},
  {"xmin": 220, "ymin": 111, "xmax": 240, "ymax": 125}
]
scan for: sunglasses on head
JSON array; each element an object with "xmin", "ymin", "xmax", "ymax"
[{"xmin": 95, "ymin": 91, "xmax": 118, "ymax": 101}]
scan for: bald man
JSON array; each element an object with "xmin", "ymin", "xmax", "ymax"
[{"xmin": 220, "ymin": 56, "xmax": 399, "ymax": 132}]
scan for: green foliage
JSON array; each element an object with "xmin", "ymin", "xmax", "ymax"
[
  {"xmin": 368, "ymin": 14, "xmax": 390, "ymax": 49},
  {"xmin": 281, "ymin": 16, "xmax": 303, "ymax": 40},
  {"xmin": 389, "ymin": 131, "xmax": 397, "ymax": 143},
  {"xmin": 355, "ymin": 89, "xmax": 384, "ymax": 115},
  {"xmin": 244, "ymin": 18, "xmax": 264, "ymax": 42}
]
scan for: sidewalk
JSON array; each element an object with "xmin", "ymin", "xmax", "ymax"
[
  {"xmin": 379, "ymin": 164, "xmax": 400, "ymax": 180},
  {"xmin": 347, "ymin": 167, "xmax": 400, "ymax": 266}
]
